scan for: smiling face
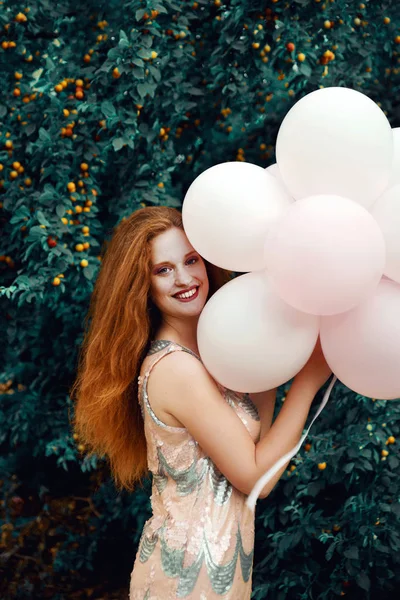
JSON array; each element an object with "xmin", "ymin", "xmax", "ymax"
[{"xmin": 149, "ymin": 227, "xmax": 209, "ymax": 321}]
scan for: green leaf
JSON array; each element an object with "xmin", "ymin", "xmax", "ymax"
[
  {"xmin": 137, "ymin": 82, "xmax": 157, "ymax": 98},
  {"xmin": 83, "ymin": 265, "xmax": 95, "ymax": 280},
  {"xmin": 112, "ymin": 137, "xmax": 125, "ymax": 151},
  {"xmin": 131, "ymin": 58, "xmax": 144, "ymax": 67},
  {"xmin": 36, "ymin": 211, "xmax": 51, "ymax": 226},
  {"xmin": 344, "ymin": 546, "xmax": 359, "ymax": 560},
  {"xmin": 135, "ymin": 9, "xmax": 147, "ymax": 21},
  {"xmin": 38, "ymin": 128, "xmax": 52, "ymax": 143},
  {"xmin": 343, "ymin": 462, "xmax": 354, "ymax": 473},
  {"xmin": 101, "ymin": 100, "xmax": 116, "ymax": 118},
  {"xmin": 299, "ymin": 63, "xmax": 312, "ymax": 78},
  {"xmin": 355, "ymin": 572, "xmax": 370, "ymax": 591},
  {"xmin": 56, "ymin": 205, "xmax": 66, "ymax": 218},
  {"xmin": 0, "ymin": 104, "xmax": 7, "ymax": 118}
]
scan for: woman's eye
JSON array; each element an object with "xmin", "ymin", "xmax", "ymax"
[{"xmin": 156, "ymin": 257, "xmax": 197, "ymax": 274}]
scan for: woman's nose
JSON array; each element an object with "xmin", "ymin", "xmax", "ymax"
[{"xmin": 175, "ymin": 266, "xmax": 193, "ymax": 285}]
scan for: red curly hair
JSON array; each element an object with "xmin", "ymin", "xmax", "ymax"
[{"xmin": 70, "ymin": 206, "xmax": 233, "ymax": 493}]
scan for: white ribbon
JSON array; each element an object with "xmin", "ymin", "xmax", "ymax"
[{"xmin": 246, "ymin": 375, "xmax": 338, "ymax": 512}]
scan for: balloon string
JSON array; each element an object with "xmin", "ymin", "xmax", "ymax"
[{"xmin": 245, "ymin": 375, "xmax": 338, "ymax": 512}]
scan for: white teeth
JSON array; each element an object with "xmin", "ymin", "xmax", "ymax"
[{"xmin": 176, "ymin": 287, "xmax": 197, "ymax": 299}]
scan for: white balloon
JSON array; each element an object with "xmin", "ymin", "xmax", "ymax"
[
  {"xmin": 197, "ymin": 271, "xmax": 320, "ymax": 393},
  {"xmin": 371, "ymin": 184, "xmax": 400, "ymax": 284},
  {"xmin": 388, "ymin": 127, "xmax": 400, "ymax": 188},
  {"xmin": 182, "ymin": 162, "xmax": 293, "ymax": 272},
  {"xmin": 276, "ymin": 87, "xmax": 393, "ymax": 209},
  {"xmin": 266, "ymin": 163, "xmax": 281, "ymax": 179}
]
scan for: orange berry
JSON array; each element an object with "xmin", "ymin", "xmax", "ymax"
[
  {"xmin": 80, "ymin": 162, "xmax": 89, "ymax": 171},
  {"xmin": 53, "ymin": 277, "xmax": 61, "ymax": 286},
  {"xmin": 395, "ymin": 36, "xmax": 400, "ymax": 44},
  {"xmin": 75, "ymin": 90, "xmax": 84, "ymax": 100},
  {"xmin": 54, "ymin": 84, "xmax": 63, "ymax": 93},
  {"xmin": 75, "ymin": 79, "xmax": 84, "ymax": 87},
  {"xmin": 67, "ymin": 182, "xmax": 76, "ymax": 192},
  {"xmin": 15, "ymin": 12, "xmax": 28, "ymax": 23},
  {"xmin": 13, "ymin": 88, "xmax": 21, "ymax": 97},
  {"xmin": 10, "ymin": 170, "xmax": 18, "ymax": 179},
  {"xmin": 297, "ymin": 52, "xmax": 306, "ymax": 62},
  {"xmin": 318, "ymin": 462, "xmax": 327, "ymax": 470},
  {"xmin": 83, "ymin": 54, "xmax": 91, "ymax": 63}
]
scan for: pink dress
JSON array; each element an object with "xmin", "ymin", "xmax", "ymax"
[{"xmin": 129, "ymin": 340, "xmax": 261, "ymax": 600}]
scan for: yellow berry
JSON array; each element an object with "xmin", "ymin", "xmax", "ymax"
[
  {"xmin": 82, "ymin": 226, "xmax": 90, "ymax": 233},
  {"xmin": 67, "ymin": 182, "xmax": 76, "ymax": 192},
  {"xmin": 157, "ymin": 182, "xmax": 164, "ymax": 188},
  {"xmin": 54, "ymin": 84, "xmax": 63, "ymax": 93},
  {"xmin": 387, "ymin": 436, "xmax": 396, "ymax": 444},
  {"xmin": 324, "ymin": 20, "xmax": 331, "ymax": 29},
  {"xmin": 151, "ymin": 51, "xmax": 158, "ymax": 59},
  {"xmin": 53, "ymin": 277, "xmax": 61, "ymax": 286},
  {"xmin": 297, "ymin": 53, "xmax": 306, "ymax": 62},
  {"xmin": 80, "ymin": 162, "xmax": 89, "ymax": 171},
  {"xmin": 75, "ymin": 244, "xmax": 84, "ymax": 252},
  {"xmin": 80, "ymin": 259, "xmax": 89, "ymax": 267},
  {"xmin": 381, "ymin": 449, "xmax": 389, "ymax": 456},
  {"xmin": 24, "ymin": 177, "xmax": 32, "ymax": 186},
  {"xmin": 384, "ymin": 17, "xmax": 391, "ymax": 24},
  {"xmin": 10, "ymin": 170, "xmax": 18, "ymax": 179},
  {"xmin": 318, "ymin": 462, "xmax": 327, "ymax": 470},
  {"xmin": 61, "ymin": 217, "xmax": 68, "ymax": 225}
]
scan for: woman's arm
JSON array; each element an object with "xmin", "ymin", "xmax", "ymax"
[
  {"xmin": 248, "ymin": 389, "xmax": 276, "ymax": 442},
  {"xmin": 254, "ymin": 338, "xmax": 332, "ymax": 499}
]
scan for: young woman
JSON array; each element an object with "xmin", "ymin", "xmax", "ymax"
[{"xmin": 71, "ymin": 206, "xmax": 332, "ymax": 599}]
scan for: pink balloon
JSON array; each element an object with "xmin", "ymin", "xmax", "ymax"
[
  {"xmin": 197, "ymin": 271, "xmax": 319, "ymax": 393},
  {"xmin": 264, "ymin": 194, "xmax": 386, "ymax": 316},
  {"xmin": 320, "ymin": 278, "xmax": 400, "ymax": 399}
]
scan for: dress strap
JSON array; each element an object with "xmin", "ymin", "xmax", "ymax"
[{"xmin": 138, "ymin": 341, "xmax": 201, "ymax": 431}]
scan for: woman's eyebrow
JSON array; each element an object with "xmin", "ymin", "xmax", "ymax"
[{"xmin": 153, "ymin": 251, "xmax": 196, "ymax": 268}]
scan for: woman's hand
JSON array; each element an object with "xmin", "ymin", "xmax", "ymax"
[{"xmin": 294, "ymin": 336, "xmax": 333, "ymax": 395}]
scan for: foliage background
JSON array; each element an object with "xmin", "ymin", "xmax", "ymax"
[{"xmin": 1, "ymin": 0, "xmax": 400, "ymax": 598}]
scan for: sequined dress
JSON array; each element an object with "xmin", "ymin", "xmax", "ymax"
[{"xmin": 129, "ymin": 340, "xmax": 261, "ymax": 600}]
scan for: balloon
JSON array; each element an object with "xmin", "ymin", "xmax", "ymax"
[
  {"xmin": 320, "ymin": 278, "xmax": 400, "ymax": 400},
  {"xmin": 276, "ymin": 87, "xmax": 393, "ymax": 209},
  {"xmin": 264, "ymin": 194, "xmax": 386, "ymax": 316},
  {"xmin": 388, "ymin": 127, "xmax": 400, "ymax": 188},
  {"xmin": 197, "ymin": 271, "xmax": 319, "ymax": 393},
  {"xmin": 371, "ymin": 184, "xmax": 400, "ymax": 284},
  {"xmin": 182, "ymin": 161, "xmax": 293, "ymax": 272},
  {"xmin": 266, "ymin": 163, "xmax": 282, "ymax": 179}
]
